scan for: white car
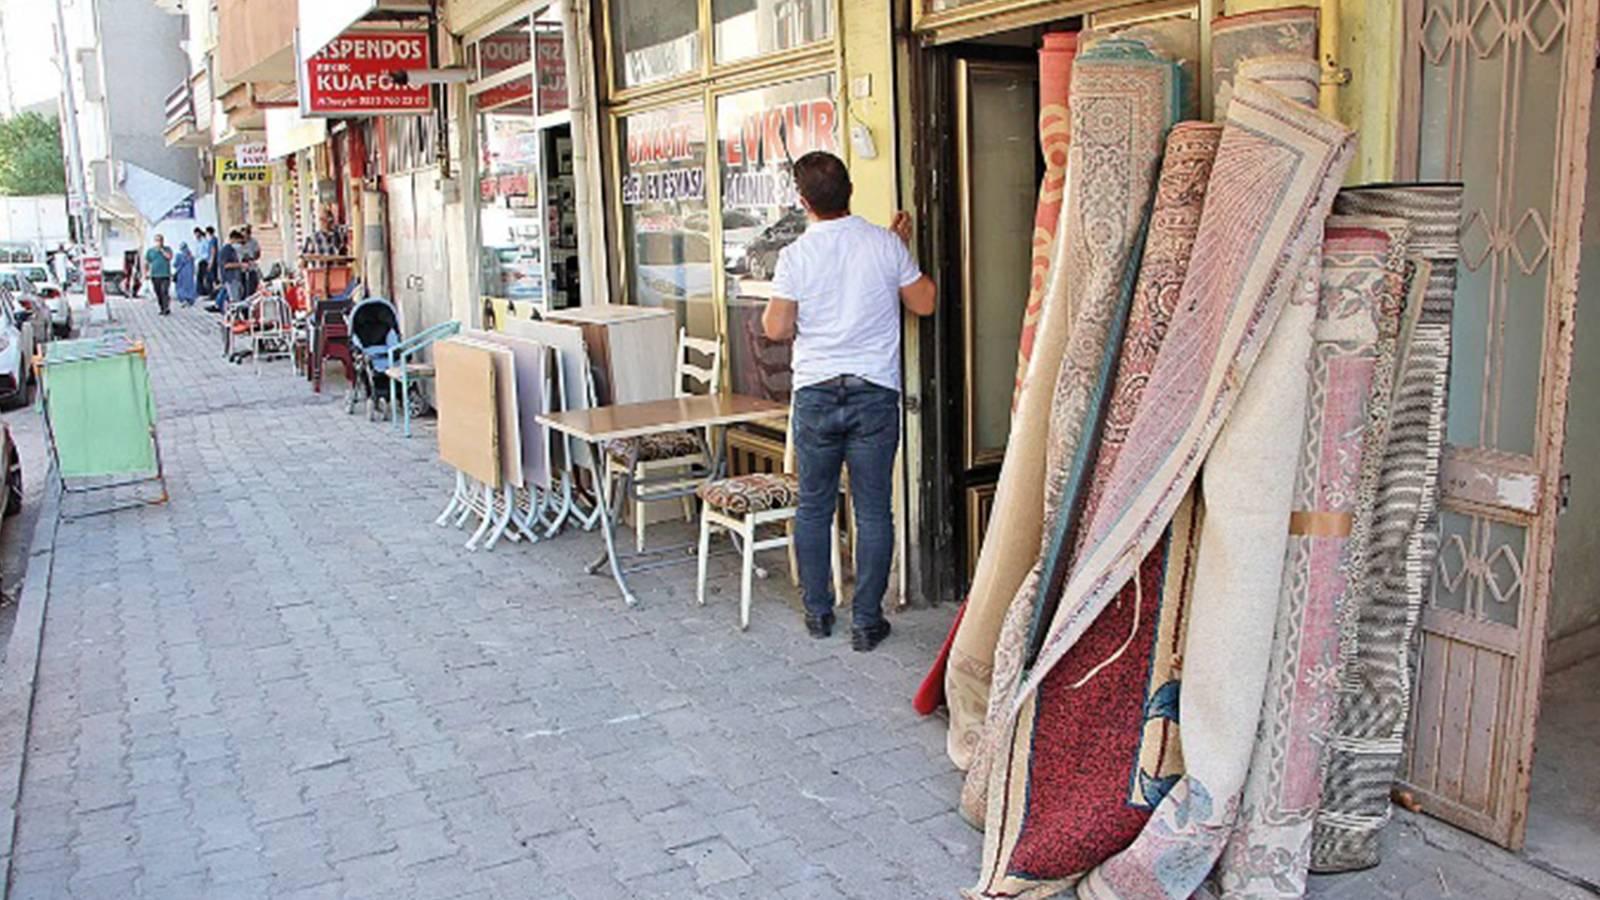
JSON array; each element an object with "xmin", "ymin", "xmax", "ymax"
[
  {"xmin": 0, "ymin": 286, "xmax": 36, "ymax": 409},
  {"xmin": 0, "ymin": 264, "xmax": 72, "ymax": 337}
]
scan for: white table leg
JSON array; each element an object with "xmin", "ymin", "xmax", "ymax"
[
  {"xmin": 583, "ymin": 439, "xmax": 637, "ymax": 607},
  {"xmin": 466, "ymin": 482, "xmax": 495, "ymax": 551},
  {"xmin": 436, "ymin": 470, "xmax": 468, "ymax": 526}
]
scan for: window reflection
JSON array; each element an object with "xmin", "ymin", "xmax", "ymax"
[
  {"xmin": 619, "ymin": 102, "xmax": 716, "ymax": 343},
  {"xmin": 611, "ymin": 0, "xmax": 700, "ymax": 88},
  {"xmin": 712, "ymin": 0, "xmax": 834, "ymax": 65},
  {"xmin": 716, "ymin": 74, "xmax": 838, "ymax": 402}
]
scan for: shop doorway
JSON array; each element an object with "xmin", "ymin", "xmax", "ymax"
[
  {"xmin": 916, "ymin": 24, "xmax": 1070, "ymax": 604},
  {"xmin": 387, "ymin": 168, "xmax": 450, "ymax": 336},
  {"xmin": 1394, "ymin": 0, "xmax": 1597, "ymax": 860},
  {"xmin": 1517, "ymin": 70, "xmax": 1600, "ymax": 890}
]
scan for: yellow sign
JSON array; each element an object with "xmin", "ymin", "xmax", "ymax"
[{"xmin": 216, "ymin": 158, "xmax": 276, "ymax": 185}]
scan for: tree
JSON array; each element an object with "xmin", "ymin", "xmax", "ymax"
[{"xmin": 0, "ymin": 113, "xmax": 66, "ymax": 196}]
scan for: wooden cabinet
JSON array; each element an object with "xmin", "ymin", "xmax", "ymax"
[{"xmin": 545, "ymin": 306, "xmax": 676, "ymax": 406}]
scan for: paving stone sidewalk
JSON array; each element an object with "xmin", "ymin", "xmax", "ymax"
[{"xmin": 7, "ymin": 299, "xmax": 1589, "ymax": 900}]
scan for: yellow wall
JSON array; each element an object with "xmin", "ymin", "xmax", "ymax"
[
  {"xmin": 1224, "ymin": 0, "xmax": 1401, "ymax": 183},
  {"xmin": 840, "ymin": 0, "xmax": 900, "ymax": 225}
]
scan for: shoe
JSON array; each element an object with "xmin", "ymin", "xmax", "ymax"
[
  {"xmin": 804, "ymin": 613, "xmax": 834, "ymax": 639},
  {"xmin": 851, "ymin": 619, "xmax": 891, "ymax": 652}
]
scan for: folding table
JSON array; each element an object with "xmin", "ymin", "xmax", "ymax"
[{"xmin": 539, "ymin": 394, "xmax": 787, "ymax": 607}]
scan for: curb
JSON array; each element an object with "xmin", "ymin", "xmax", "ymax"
[{"xmin": 0, "ymin": 472, "xmax": 62, "ymax": 899}]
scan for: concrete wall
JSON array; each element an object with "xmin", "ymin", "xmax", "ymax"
[
  {"xmin": 99, "ymin": 0, "xmax": 194, "ymax": 188},
  {"xmin": 1550, "ymin": 75, "xmax": 1600, "ymax": 644}
]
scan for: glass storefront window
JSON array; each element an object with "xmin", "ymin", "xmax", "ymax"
[
  {"xmin": 611, "ymin": 0, "xmax": 700, "ymax": 89},
  {"xmin": 716, "ymin": 74, "xmax": 838, "ymax": 401},
  {"xmin": 475, "ymin": 15, "xmax": 536, "ymax": 114},
  {"xmin": 618, "ymin": 101, "xmax": 715, "ymax": 343},
  {"xmin": 477, "ymin": 94, "xmax": 545, "ymax": 305},
  {"xmin": 712, "ymin": 0, "xmax": 833, "ymax": 65}
]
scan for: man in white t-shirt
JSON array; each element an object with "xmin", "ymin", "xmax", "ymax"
[{"xmin": 763, "ymin": 151, "xmax": 937, "ymax": 651}]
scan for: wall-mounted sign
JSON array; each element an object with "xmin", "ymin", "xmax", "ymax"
[
  {"xmin": 162, "ymin": 198, "xmax": 196, "ymax": 221},
  {"xmin": 299, "ymin": 31, "xmax": 432, "ymax": 118},
  {"xmin": 216, "ymin": 158, "xmax": 275, "ymax": 185},
  {"xmin": 236, "ymin": 142, "xmax": 270, "ymax": 168}
]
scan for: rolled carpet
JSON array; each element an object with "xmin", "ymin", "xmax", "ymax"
[
  {"xmin": 1312, "ymin": 183, "xmax": 1463, "ymax": 873},
  {"xmin": 956, "ymin": 35, "xmax": 1187, "ymax": 828},
  {"xmin": 970, "ymin": 76, "xmax": 1355, "ymax": 899},
  {"xmin": 918, "ymin": 33, "xmax": 1079, "ymax": 762},
  {"xmin": 1212, "ymin": 216, "xmax": 1412, "ymax": 899}
]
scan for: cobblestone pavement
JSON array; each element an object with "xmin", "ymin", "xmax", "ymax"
[{"xmin": 8, "ymin": 299, "xmax": 1591, "ymax": 899}]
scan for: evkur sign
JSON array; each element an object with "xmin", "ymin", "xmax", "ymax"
[{"xmin": 299, "ymin": 30, "xmax": 432, "ymax": 117}]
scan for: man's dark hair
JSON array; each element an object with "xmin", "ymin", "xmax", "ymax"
[
  {"xmin": 228, "ymin": 230, "xmax": 243, "ymax": 241},
  {"xmin": 792, "ymin": 151, "xmax": 851, "ymax": 217},
  {"xmin": 206, "ymin": 226, "xmax": 216, "ymax": 235}
]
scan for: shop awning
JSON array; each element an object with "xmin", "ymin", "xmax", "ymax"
[
  {"xmin": 117, "ymin": 162, "xmax": 195, "ymax": 225},
  {"xmin": 267, "ymin": 106, "xmax": 329, "ymax": 159},
  {"xmin": 298, "ymin": 0, "xmax": 432, "ymax": 60}
]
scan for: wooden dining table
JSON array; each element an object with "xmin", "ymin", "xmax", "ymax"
[{"xmin": 538, "ymin": 393, "xmax": 788, "ymax": 606}]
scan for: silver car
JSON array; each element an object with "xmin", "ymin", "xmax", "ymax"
[
  {"xmin": 0, "ymin": 286, "xmax": 35, "ymax": 409},
  {"xmin": 0, "ymin": 264, "xmax": 72, "ymax": 338}
]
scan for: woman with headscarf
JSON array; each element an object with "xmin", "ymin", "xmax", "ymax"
[{"xmin": 174, "ymin": 242, "xmax": 198, "ymax": 308}]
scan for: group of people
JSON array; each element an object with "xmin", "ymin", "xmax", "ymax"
[{"xmin": 141, "ymin": 225, "xmax": 262, "ymax": 315}]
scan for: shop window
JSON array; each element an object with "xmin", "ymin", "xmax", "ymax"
[
  {"xmin": 618, "ymin": 101, "xmax": 715, "ymax": 344},
  {"xmin": 611, "ymin": 0, "xmax": 700, "ymax": 89},
  {"xmin": 715, "ymin": 74, "xmax": 837, "ymax": 401},
  {"xmin": 534, "ymin": 7, "xmax": 568, "ymax": 116},
  {"xmin": 712, "ymin": 0, "xmax": 833, "ymax": 65},
  {"xmin": 476, "ymin": 94, "xmax": 544, "ymax": 306},
  {"xmin": 474, "ymin": 15, "xmax": 535, "ymax": 113}
]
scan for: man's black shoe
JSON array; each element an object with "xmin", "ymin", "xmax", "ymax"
[
  {"xmin": 805, "ymin": 613, "xmax": 834, "ymax": 639},
  {"xmin": 852, "ymin": 619, "xmax": 891, "ymax": 652}
]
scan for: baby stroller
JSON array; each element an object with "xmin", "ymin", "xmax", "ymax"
[{"xmin": 345, "ymin": 297, "xmax": 421, "ymax": 422}]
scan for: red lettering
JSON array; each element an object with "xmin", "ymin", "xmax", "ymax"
[{"xmin": 813, "ymin": 100, "xmax": 837, "ymax": 152}]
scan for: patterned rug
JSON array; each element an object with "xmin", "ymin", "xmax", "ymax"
[
  {"xmin": 1213, "ymin": 216, "xmax": 1412, "ymax": 899},
  {"xmin": 918, "ymin": 32, "xmax": 1078, "ymax": 766},
  {"xmin": 1312, "ymin": 184, "xmax": 1463, "ymax": 873},
  {"xmin": 1210, "ymin": 7, "xmax": 1319, "ymax": 117},
  {"xmin": 956, "ymin": 36, "xmax": 1188, "ymax": 829},
  {"xmin": 969, "ymin": 76, "xmax": 1355, "ymax": 900}
]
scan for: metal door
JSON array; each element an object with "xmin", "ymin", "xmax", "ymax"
[{"xmin": 1397, "ymin": 0, "xmax": 1598, "ymax": 847}]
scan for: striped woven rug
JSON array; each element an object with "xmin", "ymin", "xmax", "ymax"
[{"xmin": 1312, "ymin": 183, "xmax": 1463, "ymax": 873}]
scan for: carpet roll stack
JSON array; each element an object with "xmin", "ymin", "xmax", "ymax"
[{"xmin": 906, "ymin": 8, "xmax": 1463, "ymax": 898}]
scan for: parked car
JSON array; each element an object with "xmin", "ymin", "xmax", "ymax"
[
  {"xmin": 0, "ymin": 263, "xmax": 72, "ymax": 337},
  {"xmin": 741, "ymin": 208, "xmax": 809, "ymax": 282},
  {"xmin": 0, "ymin": 423, "xmax": 20, "ymax": 519},
  {"xmin": 0, "ymin": 274, "xmax": 49, "ymax": 356},
  {"xmin": 0, "ymin": 286, "xmax": 36, "ymax": 409}
]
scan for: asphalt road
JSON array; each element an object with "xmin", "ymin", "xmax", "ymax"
[{"xmin": 0, "ymin": 294, "xmax": 83, "ymax": 664}]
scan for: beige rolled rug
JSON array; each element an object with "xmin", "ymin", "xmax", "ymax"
[{"xmin": 919, "ymin": 33, "xmax": 1079, "ymax": 767}]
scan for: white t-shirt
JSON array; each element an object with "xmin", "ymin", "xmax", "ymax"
[{"xmin": 772, "ymin": 215, "xmax": 921, "ymax": 392}]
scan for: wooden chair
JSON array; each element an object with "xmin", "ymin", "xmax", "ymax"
[
  {"xmin": 696, "ymin": 416, "xmax": 842, "ymax": 631},
  {"xmin": 605, "ymin": 328, "xmax": 722, "ymax": 551}
]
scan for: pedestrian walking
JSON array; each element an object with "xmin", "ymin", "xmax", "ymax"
[
  {"xmin": 144, "ymin": 234, "xmax": 175, "ymax": 315},
  {"xmin": 216, "ymin": 230, "xmax": 246, "ymax": 310},
  {"xmin": 240, "ymin": 224, "xmax": 262, "ymax": 299},
  {"xmin": 193, "ymin": 228, "xmax": 211, "ymax": 297},
  {"xmin": 761, "ymin": 151, "xmax": 937, "ymax": 651},
  {"xmin": 174, "ymin": 243, "xmax": 198, "ymax": 307}
]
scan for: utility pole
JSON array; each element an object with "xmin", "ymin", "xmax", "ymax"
[{"xmin": 52, "ymin": 0, "xmax": 93, "ymax": 248}]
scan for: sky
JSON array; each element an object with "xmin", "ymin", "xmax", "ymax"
[{"xmin": 1, "ymin": 0, "xmax": 62, "ymax": 114}]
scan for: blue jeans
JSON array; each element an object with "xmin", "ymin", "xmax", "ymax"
[{"xmin": 793, "ymin": 376, "xmax": 900, "ymax": 629}]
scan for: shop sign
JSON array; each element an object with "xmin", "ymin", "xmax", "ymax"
[
  {"xmin": 721, "ymin": 98, "xmax": 839, "ymax": 209},
  {"xmin": 300, "ymin": 31, "xmax": 432, "ymax": 118},
  {"xmin": 536, "ymin": 32, "xmax": 567, "ymax": 113},
  {"xmin": 236, "ymin": 142, "xmax": 270, "ymax": 168},
  {"xmin": 216, "ymin": 158, "xmax": 275, "ymax": 185},
  {"xmin": 162, "ymin": 198, "xmax": 196, "ymax": 221},
  {"xmin": 621, "ymin": 109, "xmax": 705, "ymax": 207},
  {"xmin": 83, "ymin": 256, "xmax": 104, "ymax": 307},
  {"xmin": 624, "ymin": 33, "xmax": 699, "ymax": 87}
]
